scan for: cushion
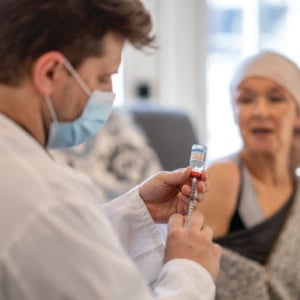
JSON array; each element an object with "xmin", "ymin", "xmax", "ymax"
[{"xmin": 50, "ymin": 108, "xmax": 163, "ymax": 202}]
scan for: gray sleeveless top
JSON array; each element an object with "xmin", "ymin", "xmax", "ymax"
[
  {"xmin": 215, "ymin": 157, "xmax": 300, "ymax": 299},
  {"xmin": 215, "ymin": 157, "xmax": 294, "ymax": 265}
]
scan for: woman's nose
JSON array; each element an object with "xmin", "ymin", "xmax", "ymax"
[{"xmin": 252, "ymin": 99, "xmax": 269, "ymax": 117}]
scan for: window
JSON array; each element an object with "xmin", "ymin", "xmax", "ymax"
[{"xmin": 206, "ymin": 0, "xmax": 299, "ymax": 162}]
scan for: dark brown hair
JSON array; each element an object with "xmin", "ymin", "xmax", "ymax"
[{"xmin": 0, "ymin": 0, "xmax": 155, "ymax": 85}]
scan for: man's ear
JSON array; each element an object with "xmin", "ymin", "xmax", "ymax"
[{"xmin": 32, "ymin": 51, "xmax": 65, "ymax": 96}]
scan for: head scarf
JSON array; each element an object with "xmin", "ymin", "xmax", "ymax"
[{"xmin": 230, "ymin": 50, "xmax": 300, "ymax": 108}]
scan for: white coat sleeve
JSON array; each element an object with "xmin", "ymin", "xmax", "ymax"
[
  {"xmin": 1, "ymin": 191, "xmax": 215, "ymax": 300},
  {"xmin": 102, "ymin": 187, "xmax": 216, "ymax": 299}
]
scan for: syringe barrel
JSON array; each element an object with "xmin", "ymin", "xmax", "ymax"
[{"xmin": 189, "ymin": 144, "xmax": 207, "ymax": 177}]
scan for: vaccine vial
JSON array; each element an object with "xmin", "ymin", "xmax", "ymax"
[{"xmin": 189, "ymin": 144, "xmax": 207, "ymax": 179}]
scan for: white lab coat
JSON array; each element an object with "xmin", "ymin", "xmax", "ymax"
[{"xmin": 0, "ymin": 114, "xmax": 215, "ymax": 300}]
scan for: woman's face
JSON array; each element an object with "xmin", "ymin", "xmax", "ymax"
[{"xmin": 233, "ymin": 77, "xmax": 298, "ymax": 156}]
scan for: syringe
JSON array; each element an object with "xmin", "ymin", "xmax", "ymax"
[{"xmin": 188, "ymin": 144, "xmax": 207, "ymax": 216}]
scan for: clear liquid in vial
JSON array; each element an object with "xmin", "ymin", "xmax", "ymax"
[{"xmin": 189, "ymin": 144, "xmax": 207, "ymax": 179}]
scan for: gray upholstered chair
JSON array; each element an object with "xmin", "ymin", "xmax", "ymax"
[{"xmin": 123, "ymin": 103, "xmax": 199, "ymax": 171}]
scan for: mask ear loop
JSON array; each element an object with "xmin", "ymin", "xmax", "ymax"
[
  {"xmin": 62, "ymin": 58, "xmax": 92, "ymax": 97},
  {"xmin": 45, "ymin": 95, "xmax": 58, "ymax": 122}
]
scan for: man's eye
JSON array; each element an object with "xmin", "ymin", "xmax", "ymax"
[{"xmin": 98, "ymin": 76, "xmax": 111, "ymax": 83}]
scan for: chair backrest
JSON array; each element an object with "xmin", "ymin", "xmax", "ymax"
[{"xmin": 123, "ymin": 103, "xmax": 199, "ymax": 171}]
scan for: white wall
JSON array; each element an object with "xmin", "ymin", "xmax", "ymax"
[{"xmin": 122, "ymin": 0, "xmax": 208, "ymax": 144}]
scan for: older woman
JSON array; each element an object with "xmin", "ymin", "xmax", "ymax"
[{"xmin": 198, "ymin": 51, "xmax": 300, "ymax": 299}]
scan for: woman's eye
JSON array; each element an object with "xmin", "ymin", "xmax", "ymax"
[
  {"xmin": 237, "ymin": 96, "xmax": 253, "ymax": 104},
  {"xmin": 269, "ymin": 94, "xmax": 285, "ymax": 102}
]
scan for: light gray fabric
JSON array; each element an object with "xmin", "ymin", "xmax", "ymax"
[
  {"xmin": 239, "ymin": 162, "xmax": 265, "ymax": 227},
  {"xmin": 216, "ymin": 176, "xmax": 300, "ymax": 300},
  {"xmin": 229, "ymin": 154, "xmax": 265, "ymax": 227}
]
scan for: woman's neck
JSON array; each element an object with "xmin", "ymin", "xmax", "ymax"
[{"xmin": 239, "ymin": 150, "xmax": 292, "ymax": 186}]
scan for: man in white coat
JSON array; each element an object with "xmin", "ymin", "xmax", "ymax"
[{"xmin": 0, "ymin": 0, "xmax": 221, "ymax": 299}]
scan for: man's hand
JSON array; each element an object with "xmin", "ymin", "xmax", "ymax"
[
  {"xmin": 164, "ymin": 212, "xmax": 221, "ymax": 281},
  {"xmin": 139, "ymin": 167, "xmax": 209, "ymax": 223}
]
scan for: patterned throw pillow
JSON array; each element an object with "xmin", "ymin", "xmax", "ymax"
[{"xmin": 50, "ymin": 108, "xmax": 163, "ymax": 203}]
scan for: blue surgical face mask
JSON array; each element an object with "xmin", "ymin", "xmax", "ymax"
[{"xmin": 45, "ymin": 58, "xmax": 115, "ymax": 149}]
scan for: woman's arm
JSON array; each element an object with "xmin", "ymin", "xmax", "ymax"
[{"xmin": 195, "ymin": 159, "xmax": 241, "ymax": 238}]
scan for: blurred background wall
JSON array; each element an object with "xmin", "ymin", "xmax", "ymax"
[{"xmin": 113, "ymin": 0, "xmax": 300, "ymax": 163}]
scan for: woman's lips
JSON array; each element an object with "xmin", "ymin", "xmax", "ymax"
[
  {"xmin": 251, "ymin": 128, "xmax": 273, "ymax": 137},
  {"xmin": 252, "ymin": 128, "xmax": 272, "ymax": 133}
]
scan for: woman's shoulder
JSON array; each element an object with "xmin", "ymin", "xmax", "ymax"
[
  {"xmin": 198, "ymin": 154, "xmax": 242, "ymax": 236},
  {"xmin": 207, "ymin": 154, "xmax": 241, "ymax": 184}
]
